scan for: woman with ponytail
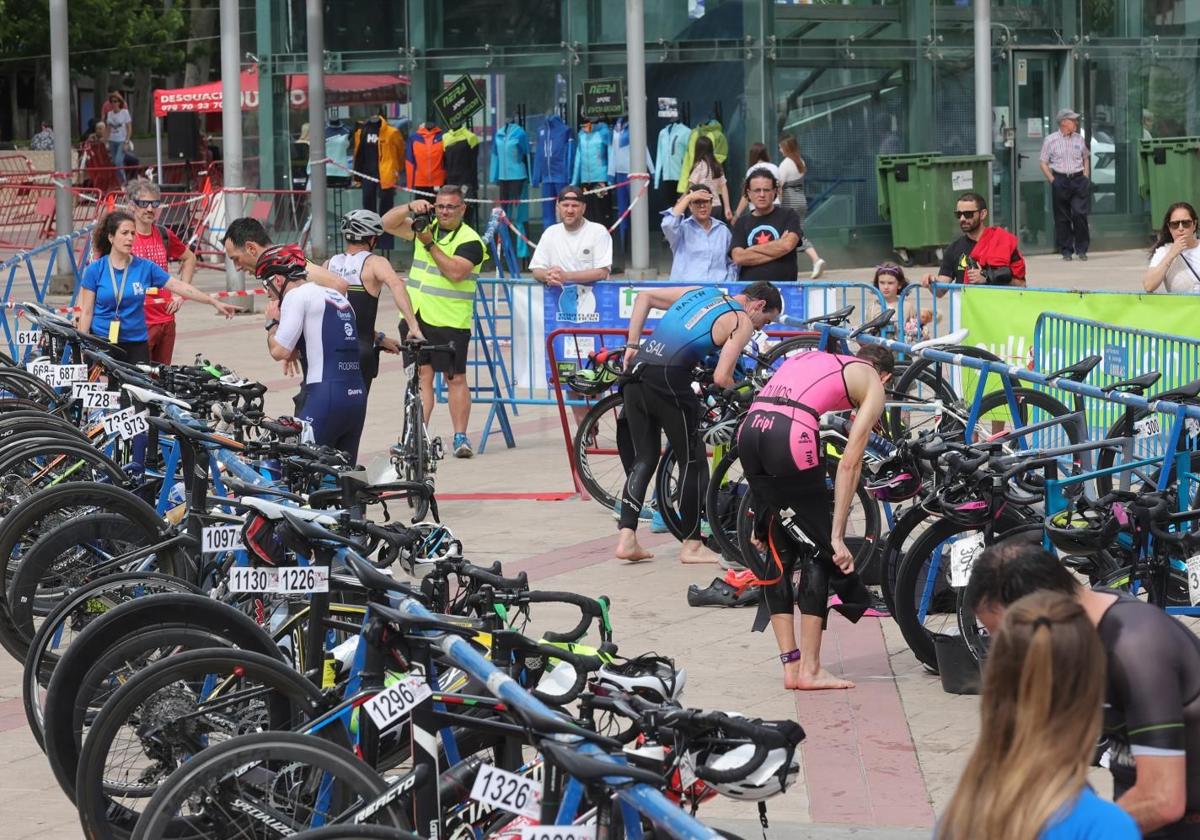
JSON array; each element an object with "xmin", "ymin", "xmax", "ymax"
[{"xmin": 937, "ymin": 591, "xmax": 1136, "ymax": 840}]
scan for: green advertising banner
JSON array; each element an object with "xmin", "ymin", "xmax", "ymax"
[{"xmin": 957, "ymin": 286, "xmax": 1200, "ymax": 424}]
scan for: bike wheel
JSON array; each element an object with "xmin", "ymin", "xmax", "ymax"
[
  {"xmin": 974, "ymin": 387, "xmax": 1082, "ymax": 450},
  {"xmin": 0, "ymin": 439, "xmax": 128, "ymax": 508},
  {"xmin": 1094, "ymin": 405, "xmax": 1200, "ymax": 498},
  {"xmin": 130, "ymin": 731, "xmax": 407, "ymax": 840},
  {"xmin": 572, "ymin": 391, "xmax": 626, "ymax": 510},
  {"xmin": 6, "ymin": 512, "xmax": 190, "ymax": 662},
  {"xmin": 77, "ymin": 648, "xmax": 328, "ymax": 840},
  {"xmin": 705, "ymin": 446, "xmax": 752, "ymax": 564},
  {"xmin": 42, "ymin": 593, "xmax": 280, "ymax": 800},
  {"xmin": 885, "ymin": 352, "xmax": 971, "ymax": 440},
  {"xmin": 23, "ymin": 572, "xmax": 200, "ymax": 749},
  {"xmin": 292, "ymin": 826, "xmax": 422, "ymax": 839},
  {"xmin": 398, "ymin": 390, "xmax": 430, "ymax": 521}
]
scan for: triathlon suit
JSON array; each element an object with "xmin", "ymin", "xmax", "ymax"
[
  {"xmin": 618, "ymin": 287, "xmax": 744, "ymax": 538},
  {"xmin": 736, "ymin": 351, "xmax": 873, "ymax": 627},
  {"xmin": 328, "ymin": 250, "xmax": 381, "ymax": 393},
  {"xmin": 1096, "ymin": 589, "xmax": 1200, "ymax": 839},
  {"xmin": 274, "ymin": 283, "xmax": 368, "ymax": 462}
]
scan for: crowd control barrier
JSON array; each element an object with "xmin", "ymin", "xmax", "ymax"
[
  {"xmin": 0, "ymin": 227, "xmax": 93, "ymax": 358},
  {"xmin": 0, "ymin": 184, "xmax": 103, "ymax": 254}
]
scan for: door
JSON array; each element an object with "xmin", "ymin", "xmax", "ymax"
[{"xmin": 1010, "ymin": 50, "xmax": 1075, "ymax": 253}]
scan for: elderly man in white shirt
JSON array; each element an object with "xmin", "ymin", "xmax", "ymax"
[{"xmin": 1039, "ymin": 108, "xmax": 1091, "ymax": 261}]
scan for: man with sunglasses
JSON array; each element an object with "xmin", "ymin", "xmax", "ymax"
[
  {"xmin": 383, "ymin": 185, "xmax": 487, "ymax": 458},
  {"xmin": 921, "ymin": 192, "xmax": 1026, "ymax": 292},
  {"xmin": 125, "ymin": 178, "xmax": 197, "ymax": 363}
]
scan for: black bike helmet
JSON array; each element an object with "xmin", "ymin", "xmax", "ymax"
[
  {"xmin": 564, "ymin": 347, "xmax": 623, "ymax": 397},
  {"xmin": 1045, "ymin": 499, "xmax": 1128, "ymax": 557},
  {"xmin": 864, "ymin": 454, "xmax": 923, "ymax": 502},
  {"xmin": 937, "ymin": 481, "xmax": 991, "ymax": 527}
]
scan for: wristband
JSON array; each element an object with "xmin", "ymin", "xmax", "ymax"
[{"xmin": 779, "ymin": 649, "xmax": 802, "ymax": 664}]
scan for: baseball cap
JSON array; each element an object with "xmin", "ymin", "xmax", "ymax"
[
  {"xmin": 557, "ymin": 186, "xmax": 585, "ymax": 203},
  {"xmin": 1055, "ymin": 108, "xmax": 1080, "ymax": 122}
]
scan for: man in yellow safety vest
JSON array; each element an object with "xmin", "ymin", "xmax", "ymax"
[{"xmin": 383, "ymin": 185, "xmax": 487, "ymax": 458}]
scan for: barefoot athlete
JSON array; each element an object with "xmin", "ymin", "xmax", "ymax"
[
  {"xmin": 738, "ymin": 345, "xmax": 893, "ymax": 690},
  {"xmin": 617, "ymin": 282, "xmax": 781, "ymax": 564}
]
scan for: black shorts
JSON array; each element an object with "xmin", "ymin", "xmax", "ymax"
[{"xmin": 401, "ymin": 315, "xmax": 470, "ymax": 376}]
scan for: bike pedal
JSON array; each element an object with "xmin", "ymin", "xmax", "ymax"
[{"xmin": 431, "ymin": 437, "xmax": 445, "ymax": 461}]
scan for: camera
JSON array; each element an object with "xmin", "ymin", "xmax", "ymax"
[{"xmin": 410, "ymin": 210, "xmax": 434, "ymax": 234}]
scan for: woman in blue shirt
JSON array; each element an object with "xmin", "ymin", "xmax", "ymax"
[
  {"xmin": 936, "ymin": 590, "xmax": 1138, "ymax": 840},
  {"xmin": 79, "ymin": 211, "xmax": 237, "ymax": 363}
]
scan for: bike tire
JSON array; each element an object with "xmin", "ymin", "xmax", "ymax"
[
  {"xmin": 1093, "ymin": 404, "xmax": 1200, "ymax": 498},
  {"xmin": 292, "ymin": 826, "xmax": 423, "ymax": 840},
  {"xmin": 130, "ymin": 731, "xmax": 407, "ymax": 840},
  {"xmin": 705, "ymin": 446, "xmax": 751, "ymax": 564},
  {"xmin": 399, "ymin": 388, "xmax": 430, "ymax": 522},
  {"xmin": 23, "ymin": 571, "xmax": 200, "ymax": 750},
  {"xmin": 76, "ymin": 647, "xmax": 328, "ymax": 840},
  {"xmin": 572, "ymin": 391, "xmax": 626, "ymax": 511}
]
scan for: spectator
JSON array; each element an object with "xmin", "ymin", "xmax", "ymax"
[
  {"xmin": 30, "ymin": 122, "xmax": 54, "ymax": 151},
  {"xmin": 865, "ymin": 262, "xmax": 934, "ymax": 340},
  {"xmin": 1143, "ymin": 201, "xmax": 1200, "ymax": 294},
  {"xmin": 965, "ymin": 539, "xmax": 1199, "ymax": 836},
  {"xmin": 730, "ymin": 169, "xmax": 801, "ymax": 283},
  {"xmin": 686, "ymin": 136, "xmax": 732, "ymax": 223},
  {"xmin": 1039, "ymin": 107, "xmax": 1091, "ymax": 261},
  {"xmin": 124, "ymin": 178, "xmax": 198, "ymax": 364},
  {"xmin": 530, "ymin": 186, "xmax": 613, "ymax": 287},
  {"xmin": 921, "ymin": 192, "xmax": 1026, "ymax": 294},
  {"xmin": 778, "ymin": 134, "xmax": 825, "ymax": 279},
  {"xmin": 937, "ymin": 590, "xmax": 1137, "ymax": 840},
  {"xmin": 105, "ymin": 92, "xmax": 132, "ymax": 184},
  {"xmin": 1143, "ymin": 109, "xmax": 1154, "ymax": 141},
  {"xmin": 732, "ymin": 143, "xmax": 781, "ymax": 218},
  {"xmin": 660, "ymin": 184, "xmax": 734, "ymax": 282}
]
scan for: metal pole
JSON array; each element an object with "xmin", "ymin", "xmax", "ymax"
[
  {"xmin": 219, "ymin": 0, "xmax": 245, "ymax": 291},
  {"xmin": 154, "ymin": 117, "xmax": 163, "ymax": 186},
  {"xmin": 49, "ymin": 0, "xmax": 73, "ymax": 272},
  {"xmin": 625, "ymin": 0, "xmax": 650, "ymax": 276},
  {"xmin": 306, "ymin": 0, "xmax": 327, "ymax": 261},
  {"xmin": 974, "ymin": 0, "xmax": 993, "ymax": 203}
]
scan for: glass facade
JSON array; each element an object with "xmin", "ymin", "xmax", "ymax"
[{"xmin": 255, "ymin": 0, "xmax": 1200, "ymax": 266}]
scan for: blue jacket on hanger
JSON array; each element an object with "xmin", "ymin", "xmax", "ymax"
[
  {"xmin": 607, "ymin": 117, "xmax": 653, "ymax": 178},
  {"xmin": 654, "ymin": 122, "xmax": 691, "ymax": 187},
  {"xmin": 532, "ymin": 115, "xmax": 575, "ymax": 186},
  {"xmin": 489, "ymin": 121, "xmax": 530, "ymax": 182},
  {"xmin": 572, "ymin": 121, "xmax": 612, "ymax": 184}
]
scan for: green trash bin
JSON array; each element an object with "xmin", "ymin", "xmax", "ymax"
[
  {"xmin": 1138, "ymin": 137, "xmax": 1200, "ymax": 229},
  {"xmin": 876, "ymin": 153, "xmax": 992, "ymax": 263}
]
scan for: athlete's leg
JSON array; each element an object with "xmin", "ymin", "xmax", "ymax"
[
  {"xmin": 616, "ymin": 381, "xmax": 658, "ymax": 561},
  {"xmin": 655, "ymin": 387, "xmax": 720, "ymax": 563},
  {"xmin": 334, "ymin": 394, "xmax": 368, "ymax": 463},
  {"xmin": 445, "ymin": 373, "xmax": 470, "ymax": 435}
]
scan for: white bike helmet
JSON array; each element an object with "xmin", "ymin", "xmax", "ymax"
[
  {"xmin": 702, "ymin": 715, "xmax": 801, "ymax": 801},
  {"xmin": 595, "ymin": 654, "xmax": 686, "ymax": 703},
  {"xmin": 340, "ymin": 209, "xmax": 385, "ymax": 241}
]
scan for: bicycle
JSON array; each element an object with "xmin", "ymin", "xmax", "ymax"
[{"xmin": 392, "ymin": 340, "xmax": 456, "ymax": 521}]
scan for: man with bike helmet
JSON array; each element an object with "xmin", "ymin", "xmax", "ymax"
[
  {"xmin": 966, "ymin": 539, "xmax": 1200, "ymax": 838},
  {"xmin": 737, "ymin": 343, "xmax": 893, "ymax": 691},
  {"xmin": 616, "ymin": 282, "xmax": 781, "ymax": 565},
  {"xmin": 259, "ymin": 244, "xmax": 367, "ymax": 462},
  {"xmin": 222, "ymin": 217, "xmax": 350, "ymax": 295},
  {"xmin": 326, "ymin": 209, "xmax": 423, "ymax": 399}
]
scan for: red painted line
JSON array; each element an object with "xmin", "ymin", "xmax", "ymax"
[
  {"xmin": 796, "ymin": 616, "xmax": 934, "ymax": 827},
  {"xmin": 433, "ymin": 491, "xmax": 575, "ymax": 501}
]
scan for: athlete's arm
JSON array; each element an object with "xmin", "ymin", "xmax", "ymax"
[
  {"xmin": 711, "ymin": 311, "xmax": 755, "ymax": 389},
  {"xmin": 268, "ymin": 289, "xmax": 306, "ymax": 361},
  {"xmin": 1119, "ymin": 757, "xmax": 1188, "ymax": 832},
  {"xmin": 366, "ymin": 255, "xmax": 421, "ymax": 337},
  {"xmin": 623, "ymin": 287, "xmax": 697, "ymax": 369},
  {"xmin": 306, "ymin": 262, "xmax": 349, "ymax": 295},
  {"xmin": 731, "ymin": 231, "xmax": 800, "ymax": 266},
  {"xmin": 832, "ymin": 365, "xmax": 886, "ymax": 572}
]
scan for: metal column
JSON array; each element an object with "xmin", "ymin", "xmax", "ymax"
[
  {"xmin": 625, "ymin": 0, "xmax": 651, "ymax": 276},
  {"xmin": 306, "ymin": 0, "xmax": 328, "ymax": 261},
  {"xmin": 49, "ymin": 0, "xmax": 73, "ymax": 275},
  {"xmin": 974, "ymin": 0, "xmax": 992, "ymax": 203},
  {"xmin": 219, "ymin": 0, "xmax": 245, "ymax": 291}
]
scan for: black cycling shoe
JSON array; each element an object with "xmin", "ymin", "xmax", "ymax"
[{"xmin": 688, "ymin": 577, "xmax": 759, "ymax": 608}]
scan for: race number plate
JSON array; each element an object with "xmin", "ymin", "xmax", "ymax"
[
  {"xmin": 1134, "ymin": 415, "xmax": 1162, "ymax": 440},
  {"xmin": 469, "ymin": 764, "xmax": 542, "ymax": 820},
  {"xmin": 273, "ymin": 565, "xmax": 329, "ymax": 594},
  {"xmin": 362, "ymin": 675, "xmax": 432, "ymax": 729},
  {"xmin": 103, "ymin": 407, "xmax": 149, "ymax": 440},
  {"xmin": 520, "ymin": 828, "xmax": 595, "ymax": 840},
  {"xmin": 201, "ymin": 524, "xmax": 244, "ymax": 554},
  {"xmin": 948, "ymin": 532, "xmax": 986, "ymax": 588},
  {"xmin": 228, "ymin": 566, "xmax": 274, "ymax": 593},
  {"xmin": 1187, "ymin": 555, "xmax": 1200, "ymax": 607}
]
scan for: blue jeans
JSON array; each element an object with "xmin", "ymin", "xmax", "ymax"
[{"xmin": 107, "ymin": 140, "xmax": 126, "ymax": 181}]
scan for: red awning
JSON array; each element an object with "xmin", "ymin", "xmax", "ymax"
[{"xmin": 153, "ymin": 68, "xmax": 409, "ymax": 118}]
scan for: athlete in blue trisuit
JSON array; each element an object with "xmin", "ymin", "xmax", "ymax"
[
  {"xmin": 617, "ymin": 282, "xmax": 782, "ymax": 564},
  {"xmin": 257, "ymin": 244, "xmax": 368, "ymax": 462}
]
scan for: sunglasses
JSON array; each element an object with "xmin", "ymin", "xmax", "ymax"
[
  {"xmin": 132, "ymin": 198, "xmax": 162, "ymax": 209},
  {"xmin": 1169, "ymin": 218, "xmax": 1195, "ymax": 230},
  {"xmin": 954, "ymin": 210, "xmax": 980, "ymax": 219}
]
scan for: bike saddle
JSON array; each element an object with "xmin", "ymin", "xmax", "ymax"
[
  {"xmin": 849, "ymin": 307, "xmax": 895, "ymax": 338},
  {"xmin": 123, "ymin": 383, "xmax": 192, "ymax": 410},
  {"xmin": 801, "ymin": 305, "xmax": 855, "ymax": 327},
  {"xmin": 539, "ymin": 741, "xmax": 664, "ymax": 787},
  {"xmin": 1157, "ymin": 378, "xmax": 1200, "ymax": 401},
  {"xmin": 1047, "ymin": 355, "xmax": 1102, "ymax": 383},
  {"xmin": 1101, "ymin": 371, "xmax": 1161, "ymax": 395},
  {"xmin": 242, "ymin": 495, "xmax": 342, "ymax": 524}
]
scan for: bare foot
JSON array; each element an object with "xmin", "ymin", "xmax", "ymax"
[
  {"xmin": 791, "ymin": 667, "xmax": 855, "ymax": 691},
  {"xmin": 679, "ymin": 541, "xmax": 722, "ymax": 565},
  {"xmin": 616, "ymin": 531, "xmax": 654, "ymax": 562}
]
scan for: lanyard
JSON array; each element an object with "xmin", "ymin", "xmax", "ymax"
[{"xmin": 107, "ymin": 257, "xmax": 132, "ymax": 309}]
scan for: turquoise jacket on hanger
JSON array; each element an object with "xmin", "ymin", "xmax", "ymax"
[
  {"xmin": 490, "ymin": 121, "xmax": 530, "ymax": 181},
  {"xmin": 572, "ymin": 121, "xmax": 612, "ymax": 183}
]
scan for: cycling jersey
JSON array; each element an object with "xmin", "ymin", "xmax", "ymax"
[
  {"xmin": 274, "ymin": 282, "xmax": 367, "ymax": 461},
  {"xmin": 328, "ymin": 251, "xmax": 380, "ymax": 383},
  {"xmin": 744, "ymin": 351, "xmax": 867, "ymax": 472},
  {"xmin": 1096, "ymin": 590, "xmax": 1200, "ymax": 837},
  {"xmin": 633, "ymin": 286, "xmax": 743, "ymax": 370}
]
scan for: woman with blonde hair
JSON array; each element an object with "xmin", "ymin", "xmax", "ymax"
[
  {"xmin": 937, "ymin": 591, "xmax": 1137, "ymax": 840},
  {"xmin": 778, "ymin": 134, "xmax": 824, "ymax": 279}
]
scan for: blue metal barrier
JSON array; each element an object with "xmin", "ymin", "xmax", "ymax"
[
  {"xmin": 1, "ymin": 228, "xmax": 93, "ymax": 359},
  {"xmin": 1034, "ymin": 312, "xmax": 1200, "ymax": 452}
]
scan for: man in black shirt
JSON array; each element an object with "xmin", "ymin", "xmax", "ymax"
[
  {"xmin": 730, "ymin": 169, "xmax": 802, "ymax": 283},
  {"xmin": 920, "ymin": 191, "xmax": 1026, "ymax": 291},
  {"xmin": 966, "ymin": 539, "xmax": 1198, "ymax": 838}
]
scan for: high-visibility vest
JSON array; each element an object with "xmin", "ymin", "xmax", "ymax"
[{"xmin": 408, "ymin": 222, "xmax": 485, "ymax": 330}]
